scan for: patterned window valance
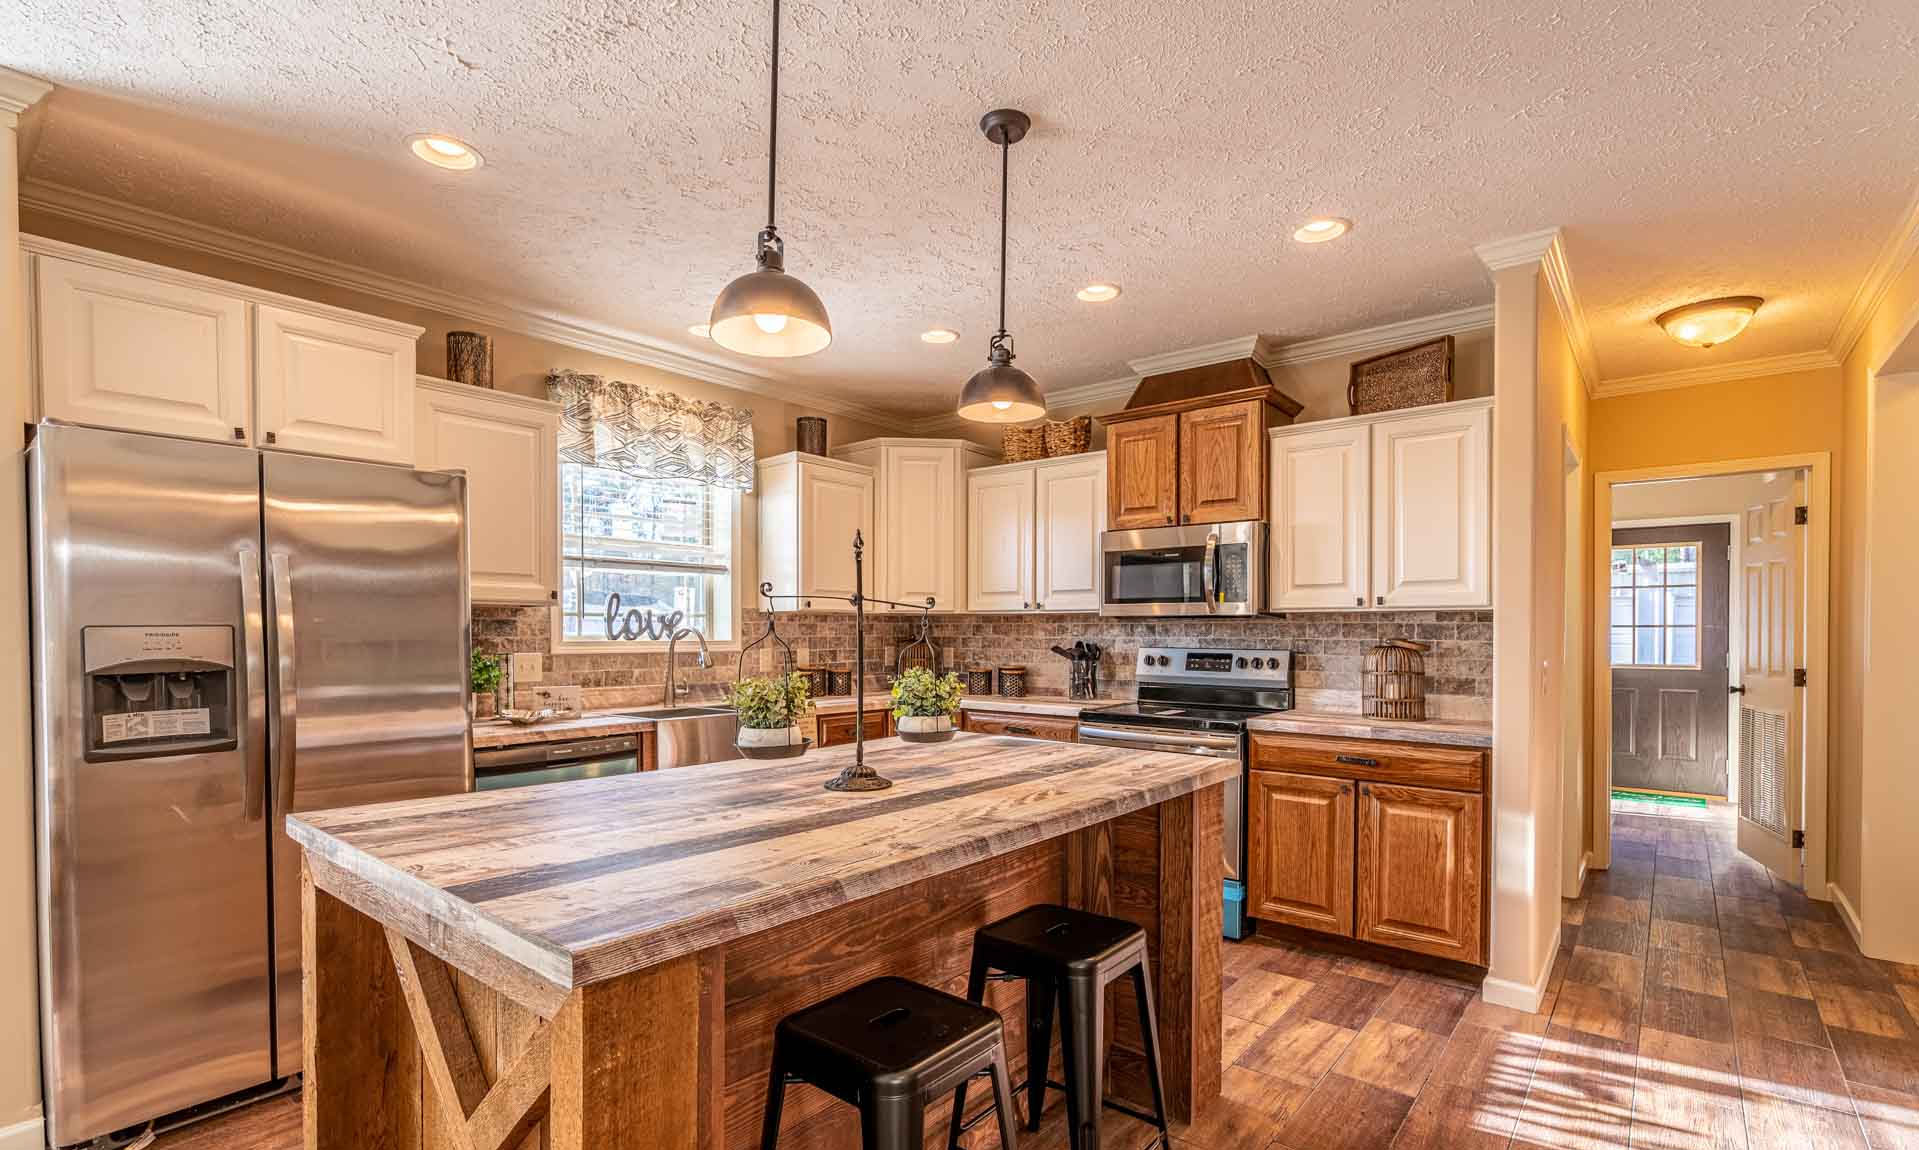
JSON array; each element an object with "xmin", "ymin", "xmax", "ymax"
[{"xmin": 546, "ymin": 369, "xmax": 757, "ymax": 492}]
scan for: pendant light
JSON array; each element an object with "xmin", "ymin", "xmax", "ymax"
[
  {"xmin": 708, "ymin": 0, "xmax": 832, "ymax": 358},
  {"xmin": 957, "ymin": 109, "xmax": 1046, "ymax": 423}
]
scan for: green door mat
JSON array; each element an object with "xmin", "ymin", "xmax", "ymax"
[{"xmin": 1612, "ymin": 789, "xmax": 1708, "ymax": 808}]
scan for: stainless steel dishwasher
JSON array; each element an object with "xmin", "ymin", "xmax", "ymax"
[{"xmin": 473, "ymin": 734, "xmax": 640, "ymax": 790}]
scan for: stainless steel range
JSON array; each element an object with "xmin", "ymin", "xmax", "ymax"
[{"xmin": 1077, "ymin": 646, "xmax": 1293, "ymax": 939}]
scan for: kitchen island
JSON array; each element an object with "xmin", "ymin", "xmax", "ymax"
[{"xmin": 289, "ymin": 732, "xmax": 1230, "ymax": 1150}]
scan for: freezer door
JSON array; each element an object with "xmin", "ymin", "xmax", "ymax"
[
  {"xmin": 29, "ymin": 425, "xmax": 273, "ymax": 1147},
  {"xmin": 263, "ymin": 452, "xmax": 471, "ymax": 1075}
]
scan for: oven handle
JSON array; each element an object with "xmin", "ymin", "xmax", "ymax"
[
  {"xmin": 1201, "ymin": 531, "xmax": 1219, "ymax": 612},
  {"xmin": 1078, "ymin": 723, "xmax": 1240, "ymax": 757}
]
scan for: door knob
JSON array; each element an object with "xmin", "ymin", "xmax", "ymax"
[{"xmin": 1729, "ymin": 684, "xmax": 1747, "ymax": 695}]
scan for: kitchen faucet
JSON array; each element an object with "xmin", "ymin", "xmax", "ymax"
[{"xmin": 665, "ymin": 625, "xmax": 711, "ymax": 702}]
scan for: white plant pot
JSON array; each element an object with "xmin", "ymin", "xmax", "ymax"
[
  {"xmin": 737, "ymin": 724, "xmax": 804, "ymax": 749},
  {"xmin": 896, "ymin": 714, "xmax": 956, "ymax": 742}
]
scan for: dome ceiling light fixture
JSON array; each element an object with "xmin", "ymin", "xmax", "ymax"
[
  {"xmin": 957, "ymin": 108, "xmax": 1047, "ymax": 424},
  {"xmin": 1656, "ymin": 295, "xmax": 1764, "ymax": 348},
  {"xmin": 708, "ymin": 0, "xmax": 831, "ymax": 358}
]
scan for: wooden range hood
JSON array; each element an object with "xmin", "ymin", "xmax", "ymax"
[{"xmin": 1097, "ymin": 358, "xmax": 1303, "ymax": 530}]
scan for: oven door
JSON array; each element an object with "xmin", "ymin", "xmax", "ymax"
[{"xmin": 1100, "ymin": 521, "xmax": 1265, "ymax": 616}]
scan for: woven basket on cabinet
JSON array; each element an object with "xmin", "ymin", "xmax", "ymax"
[
  {"xmin": 1042, "ymin": 416, "xmax": 1092, "ymax": 457},
  {"xmin": 1001, "ymin": 425, "xmax": 1047, "ymax": 463}
]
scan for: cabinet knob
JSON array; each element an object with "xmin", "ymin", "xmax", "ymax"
[
  {"xmin": 233, "ymin": 427, "xmax": 246, "ymax": 441},
  {"xmin": 804, "ymin": 600, "xmax": 812, "ymax": 608},
  {"xmin": 264, "ymin": 431, "xmax": 278, "ymax": 445},
  {"xmin": 550, "ymin": 589, "xmax": 559, "ymax": 601},
  {"xmin": 1356, "ymin": 596, "xmax": 1364, "ymax": 606},
  {"xmin": 1375, "ymin": 595, "xmax": 1384, "ymax": 606},
  {"xmin": 1023, "ymin": 602, "xmax": 1030, "ymax": 609}
]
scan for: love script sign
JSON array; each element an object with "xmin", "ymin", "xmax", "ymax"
[{"xmin": 603, "ymin": 593, "xmax": 686, "ymax": 642}]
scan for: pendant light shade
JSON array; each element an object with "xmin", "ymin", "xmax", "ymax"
[
  {"xmin": 709, "ymin": 0, "xmax": 831, "ymax": 358},
  {"xmin": 957, "ymin": 109, "xmax": 1045, "ymax": 424}
]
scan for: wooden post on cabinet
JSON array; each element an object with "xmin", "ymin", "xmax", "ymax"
[
  {"xmin": 547, "ymin": 953, "xmax": 705, "ymax": 1150},
  {"xmin": 302, "ymin": 861, "xmax": 414, "ymax": 1150},
  {"xmin": 1156, "ymin": 785, "xmax": 1224, "ymax": 1123}
]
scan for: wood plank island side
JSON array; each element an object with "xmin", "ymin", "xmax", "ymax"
[{"xmin": 295, "ymin": 733, "xmax": 1231, "ymax": 1150}]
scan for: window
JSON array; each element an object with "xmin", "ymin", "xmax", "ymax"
[
  {"xmin": 558, "ymin": 462, "xmax": 736, "ymax": 645},
  {"xmin": 1609, "ymin": 543, "xmax": 1699, "ymax": 667}
]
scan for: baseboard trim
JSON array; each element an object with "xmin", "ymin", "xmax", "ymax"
[
  {"xmin": 0, "ymin": 1114, "xmax": 45, "ymax": 1150},
  {"xmin": 1829, "ymin": 882, "xmax": 1865, "ymax": 950},
  {"xmin": 1480, "ymin": 923, "xmax": 1561, "ymax": 1014}
]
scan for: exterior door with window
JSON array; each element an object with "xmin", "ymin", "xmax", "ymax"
[
  {"xmin": 1735, "ymin": 479, "xmax": 1804, "ymax": 879},
  {"xmin": 1608, "ymin": 524, "xmax": 1731, "ymax": 796}
]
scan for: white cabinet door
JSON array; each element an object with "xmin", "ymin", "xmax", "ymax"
[
  {"xmin": 255, "ymin": 304, "xmax": 417, "ymax": 465},
  {"xmin": 798, "ymin": 464, "xmax": 873, "ymax": 610},
  {"xmin": 414, "ymin": 382, "xmax": 559, "ymax": 605},
  {"xmin": 1270, "ymin": 422, "xmax": 1371, "ymax": 610},
  {"xmin": 1370, "ymin": 403, "xmax": 1491, "ymax": 608},
  {"xmin": 34, "ymin": 254, "xmax": 250, "ymax": 444},
  {"xmin": 1034, "ymin": 456, "xmax": 1105, "ymax": 612},
  {"xmin": 967, "ymin": 467, "xmax": 1035, "ymax": 612},
  {"xmin": 880, "ymin": 443, "xmax": 961, "ymax": 611}
]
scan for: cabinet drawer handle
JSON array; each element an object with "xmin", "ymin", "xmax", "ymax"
[
  {"xmin": 1006, "ymin": 724, "xmax": 1036, "ymax": 736},
  {"xmin": 1335, "ymin": 754, "xmax": 1379, "ymax": 767}
]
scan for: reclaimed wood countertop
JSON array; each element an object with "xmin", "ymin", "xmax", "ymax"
[
  {"xmin": 1245, "ymin": 710, "xmax": 1493, "ymax": 748},
  {"xmin": 289, "ymin": 732, "xmax": 1235, "ymax": 1005}
]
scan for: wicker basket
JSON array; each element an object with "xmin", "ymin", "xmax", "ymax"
[
  {"xmin": 1001, "ymin": 425, "xmax": 1047, "ymax": 463},
  {"xmin": 1042, "ymin": 416, "xmax": 1092, "ymax": 457},
  {"xmin": 963, "ymin": 667, "xmax": 995, "ymax": 695},
  {"xmin": 1362, "ymin": 639, "xmax": 1429, "ymax": 721},
  {"xmin": 997, "ymin": 666, "xmax": 1028, "ymax": 698},
  {"xmin": 1349, "ymin": 335, "xmax": 1454, "ymax": 415}
]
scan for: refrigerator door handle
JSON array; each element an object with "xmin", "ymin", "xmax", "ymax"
[
  {"xmin": 268, "ymin": 552, "xmax": 296, "ymax": 821},
  {"xmin": 238, "ymin": 547, "xmax": 266, "ymax": 823}
]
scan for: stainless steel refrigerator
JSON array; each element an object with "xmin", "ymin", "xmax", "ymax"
[{"xmin": 28, "ymin": 423, "xmax": 472, "ymax": 1147}]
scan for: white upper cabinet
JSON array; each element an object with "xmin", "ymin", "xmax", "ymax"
[
  {"xmin": 1269, "ymin": 422, "xmax": 1371, "ymax": 611},
  {"xmin": 414, "ymin": 378, "xmax": 559, "ymax": 605},
  {"xmin": 255, "ymin": 304, "xmax": 417, "ymax": 465},
  {"xmin": 965, "ymin": 452, "xmax": 1105, "ymax": 613},
  {"xmin": 33, "ymin": 252, "xmax": 251, "ymax": 444},
  {"xmin": 834, "ymin": 439, "xmax": 994, "ymax": 612},
  {"xmin": 1370, "ymin": 402, "xmax": 1491, "ymax": 608},
  {"xmin": 967, "ymin": 464, "xmax": 1035, "ymax": 612},
  {"xmin": 1268, "ymin": 397, "xmax": 1491, "ymax": 611},
  {"xmin": 757, "ymin": 452, "xmax": 874, "ymax": 612},
  {"xmin": 24, "ymin": 237, "xmax": 423, "ymax": 464},
  {"xmin": 1033, "ymin": 454, "xmax": 1106, "ymax": 612}
]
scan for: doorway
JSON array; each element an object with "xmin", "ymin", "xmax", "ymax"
[{"xmin": 1590, "ymin": 457, "xmax": 1830, "ymax": 894}]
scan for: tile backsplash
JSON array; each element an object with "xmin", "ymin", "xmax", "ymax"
[{"xmin": 474, "ymin": 606, "xmax": 1492, "ymax": 720}]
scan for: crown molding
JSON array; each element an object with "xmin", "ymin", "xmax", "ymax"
[
  {"xmin": 1258, "ymin": 304, "xmax": 1493, "ymax": 368},
  {"xmin": 1125, "ymin": 335, "xmax": 1266, "ymax": 377},
  {"xmin": 0, "ymin": 68, "xmax": 51, "ymax": 119},
  {"xmin": 1593, "ymin": 349, "xmax": 1839, "ymax": 399},
  {"xmin": 17, "ymin": 180, "xmax": 913, "ymax": 430},
  {"xmin": 1537, "ymin": 233, "xmax": 1600, "ymax": 397},
  {"xmin": 1474, "ymin": 227, "xmax": 1562, "ymax": 272},
  {"xmin": 1829, "ymin": 179, "xmax": 1919, "ymax": 365}
]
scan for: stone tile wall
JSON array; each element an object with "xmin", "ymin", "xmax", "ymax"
[{"xmin": 475, "ymin": 605, "xmax": 1493, "ymax": 720}]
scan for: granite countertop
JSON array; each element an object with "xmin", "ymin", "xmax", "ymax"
[
  {"xmin": 1246, "ymin": 710, "xmax": 1493, "ymax": 749},
  {"xmin": 290, "ymin": 732, "xmax": 1236, "ymax": 997}
]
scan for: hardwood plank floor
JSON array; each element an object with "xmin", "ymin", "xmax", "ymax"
[{"xmin": 157, "ymin": 804, "xmax": 1919, "ymax": 1150}]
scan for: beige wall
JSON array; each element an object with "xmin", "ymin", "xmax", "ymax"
[
  {"xmin": 1837, "ymin": 240, "xmax": 1919, "ymax": 960},
  {"xmin": 2, "ymin": 97, "xmax": 43, "ymax": 1135}
]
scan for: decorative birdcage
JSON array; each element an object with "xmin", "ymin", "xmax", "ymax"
[{"xmin": 1362, "ymin": 639, "xmax": 1429, "ymax": 721}]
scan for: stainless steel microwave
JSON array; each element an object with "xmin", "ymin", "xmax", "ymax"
[{"xmin": 1099, "ymin": 521, "xmax": 1267, "ymax": 616}]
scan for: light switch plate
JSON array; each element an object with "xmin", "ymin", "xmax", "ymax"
[{"xmin": 511, "ymin": 652, "xmax": 544, "ymax": 684}]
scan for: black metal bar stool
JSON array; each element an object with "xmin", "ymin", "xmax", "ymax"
[
  {"xmin": 948, "ymin": 904, "xmax": 1170, "ymax": 1150},
  {"xmin": 760, "ymin": 975, "xmax": 1021, "ymax": 1150}
]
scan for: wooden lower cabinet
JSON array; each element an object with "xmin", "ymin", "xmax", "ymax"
[
  {"xmin": 815, "ymin": 708, "xmax": 889, "ymax": 747},
  {"xmin": 958, "ymin": 710, "xmax": 1078, "ymax": 743},
  {"xmin": 1245, "ymin": 732, "xmax": 1487, "ymax": 965},
  {"xmin": 1355, "ymin": 782, "xmax": 1483, "ymax": 962},
  {"xmin": 1247, "ymin": 769, "xmax": 1354, "ymax": 935}
]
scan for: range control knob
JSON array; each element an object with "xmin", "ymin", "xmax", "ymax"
[
  {"xmin": 1235, "ymin": 656, "xmax": 1248, "ymax": 669},
  {"xmin": 1250, "ymin": 657, "xmax": 1265, "ymax": 670},
  {"xmin": 1156, "ymin": 654, "xmax": 1172, "ymax": 667}
]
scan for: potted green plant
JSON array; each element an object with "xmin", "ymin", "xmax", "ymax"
[
  {"xmin": 730, "ymin": 672, "xmax": 812, "ymax": 755},
  {"xmin": 891, "ymin": 667, "xmax": 962, "ymax": 742},
  {"xmin": 470, "ymin": 651, "xmax": 505, "ymax": 718}
]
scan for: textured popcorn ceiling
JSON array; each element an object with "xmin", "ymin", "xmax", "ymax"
[{"xmin": 5, "ymin": 1, "xmax": 1916, "ymax": 414}]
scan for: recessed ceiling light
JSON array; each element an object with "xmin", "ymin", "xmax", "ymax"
[
  {"xmin": 1076, "ymin": 283, "xmax": 1121, "ymax": 303},
  {"xmin": 1293, "ymin": 217, "xmax": 1350, "ymax": 243},
  {"xmin": 921, "ymin": 328, "xmax": 960, "ymax": 344},
  {"xmin": 407, "ymin": 134, "xmax": 483, "ymax": 171},
  {"xmin": 688, "ymin": 323, "xmax": 712, "ymax": 339},
  {"xmin": 1656, "ymin": 296, "xmax": 1763, "ymax": 348}
]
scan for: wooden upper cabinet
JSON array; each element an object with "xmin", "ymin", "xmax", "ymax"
[
  {"xmin": 1178, "ymin": 398, "xmax": 1267, "ymax": 525},
  {"xmin": 1246, "ymin": 768, "xmax": 1354, "ymax": 937},
  {"xmin": 1355, "ymin": 782, "xmax": 1484, "ymax": 963},
  {"xmin": 1105, "ymin": 414, "xmax": 1179, "ymax": 530}
]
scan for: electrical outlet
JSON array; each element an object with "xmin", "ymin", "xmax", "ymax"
[{"xmin": 511, "ymin": 652, "xmax": 544, "ymax": 684}]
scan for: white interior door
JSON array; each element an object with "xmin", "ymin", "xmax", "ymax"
[{"xmin": 1735, "ymin": 475, "xmax": 1804, "ymax": 880}]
